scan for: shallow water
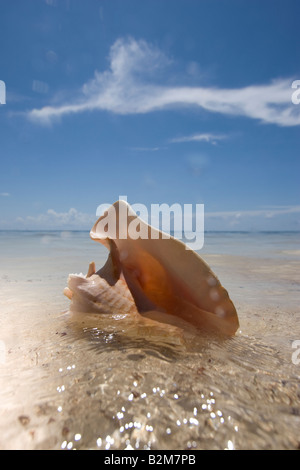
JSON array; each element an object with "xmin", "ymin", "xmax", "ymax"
[{"xmin": 0, "ymin": 231, "xmax": 299, "ymax": 450}]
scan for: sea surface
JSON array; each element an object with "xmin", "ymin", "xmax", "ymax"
[{"xmin": 0, "ymin": 230, "xmax": 299, "ymax": 450}]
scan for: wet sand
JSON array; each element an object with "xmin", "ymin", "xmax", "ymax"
[{"xmin": 0, "ymin": 231, "xmax": 299, "ymax": 450}]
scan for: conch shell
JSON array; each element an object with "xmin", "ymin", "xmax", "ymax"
[{"xmin": 64, "ymin": 200, "xmax": 239, "ymax": 336}]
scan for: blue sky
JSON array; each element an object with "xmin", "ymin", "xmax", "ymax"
[{"xmin": 0, "ymin": 0, "xmax": 300, "ymax": 231}]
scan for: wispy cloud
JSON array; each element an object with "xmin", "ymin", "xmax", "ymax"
[
  {"xmin": 1, "ymin": 204, "xmax": 299, "ymax": 231},
  {"xmin": 130, "ymin": 146, "xmax": 163, "ymax": 152},
  {"xmin": 0, "ymin": 192, "xmax": 10, "ymax": 197},
  {"xmin": 170, "ymin": 133, "xmax": 226, "ymax": 145},
  {"xmin": 27, "ymin": 37, "xmax": 300, "ymax": 127},
  {"xmin": 204, "ymin": 205, "xmax": 300, "ymax": 230},
  {"xmin": 15, "ymin": 208, "xmax": 95, "ymax": 229},
  {"xmin": 206, "ymin": 205, "xmax": 300, "ymax": 219}
]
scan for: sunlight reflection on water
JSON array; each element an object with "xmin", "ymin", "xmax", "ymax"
[{"xmin": 0, "ymin": 231, "xmax": 299, "ymax": 449}]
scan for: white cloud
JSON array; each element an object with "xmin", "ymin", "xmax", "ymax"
[
  {"xmin": 204, "ymin": 205, "xmax": 300, "ymax": 231},
  {"xmin": 15, "ymin": 208, "xmax": 95, "ymax": 229},
  {"xmin": 205, "ymin": 205, "xmax": 300, "ymax": 219},
  {"xmin": 27, "ymin": 37, "xmax": 300, "ymax": 127},
  {"xmin": 0, "ymin": 203, "xmax": 300, "ymax": 231},
  {"xmin": 170, "ymin": 133, "xmax": 226, "ymax": 144},
  {"xmin": 130, "ymin": 146, "xmax": 162, "ymax": 152},
  {"xmin": 0, "ymin": 192, "xmax": 10, "ymax": 197},
  {"xmin": 1, "ymin": 204, "xmax": 299, "ymax": 232}
]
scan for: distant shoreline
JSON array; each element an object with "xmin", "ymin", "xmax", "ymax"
[{"xmin": 0, "ymin": 230, "xmax": 299, "ymax": 234}]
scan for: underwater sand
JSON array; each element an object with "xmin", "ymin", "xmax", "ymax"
[{"xmin": 0, "ymin": 231, "xmax": 299, "ymax": 450}]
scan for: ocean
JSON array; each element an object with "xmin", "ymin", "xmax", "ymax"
[{"xmin": 0, "ymin": 230, "xmax": 299, "ymax": 449}]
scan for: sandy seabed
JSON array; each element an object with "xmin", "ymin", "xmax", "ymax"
[{"xmin": 0, "ymin": 231, "xmax": 299, "ymax": 450}]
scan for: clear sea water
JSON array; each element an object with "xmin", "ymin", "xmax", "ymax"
[{"xmin": 0, "ymin": 231, "xmax": 299, "ymax": 449}]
